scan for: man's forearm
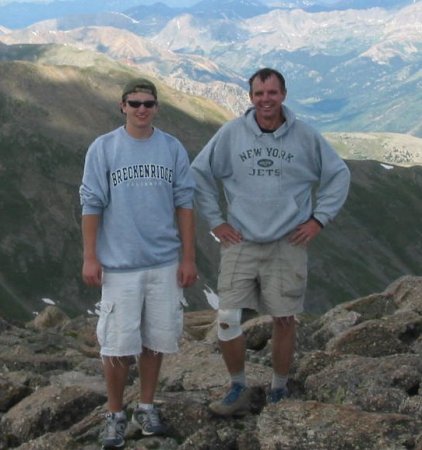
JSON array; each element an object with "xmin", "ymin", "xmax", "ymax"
[
  {"xmin": 176, "ymin": 207, "xmax": 196, "ymax": 262},
  {"xmin": 82, "ymin": 214, "xmax": 100, "ymax": 260}
]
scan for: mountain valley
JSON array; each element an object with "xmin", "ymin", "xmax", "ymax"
[{"xmin": 0, "ymin": 0, "xmax": 421, "ymax": 134}]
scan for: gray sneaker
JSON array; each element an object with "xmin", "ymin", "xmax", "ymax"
[
  {"xmin": 131, "ymin": 406, "xmax": 167, "ymax": 436},
  {"xmin": 101, "ymin": 411, "xmax": 127, "ymax": 449},
  {"xmin": 209, "ymin": 382, "xmax": 250, "ymax": 416}
]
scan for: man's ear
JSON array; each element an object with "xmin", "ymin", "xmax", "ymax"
[{"xmin": 120, "ymin": 101, "xmax": 126, "ymax": 115}]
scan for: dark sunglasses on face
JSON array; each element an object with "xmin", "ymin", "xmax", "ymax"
[{"xmin": 126, "ymin": 100, "xmax": 157, "ymax": 109}]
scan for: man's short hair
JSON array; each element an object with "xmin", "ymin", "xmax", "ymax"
[
  {"xmin": 122, "ymin": 78, "xmax": 158, "ymax": 101},
  {"xmin": 248, "ymin": 68, "xmax": 286, "ymax": 94}
]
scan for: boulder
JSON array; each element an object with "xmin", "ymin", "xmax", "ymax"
[{"xmin": 0, "ymin": 275, "xmax": 421, "ymax": 449}]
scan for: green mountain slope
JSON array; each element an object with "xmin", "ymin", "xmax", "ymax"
[
  {"xmin": 0, "ymin": 48, "xmax": 232, "ymax": 320},
  {"xmin": 306, "ymin": 160, "xmax": 422, "ymax": 311},
  {"xmin": 0, "ymin": 43, "xmax": 421, "ymax": 321},
  {"xmin": 325, "ymin": 132, "xmax": 422, "ymax": 167}
]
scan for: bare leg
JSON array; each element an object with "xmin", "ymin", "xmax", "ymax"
[
  {"xmin": 138, "ymin": 347, "xmax": 163, "ymax": 404},
  {"xmin": 209, "ymin": 334, "xmax": 250, "ymax": 416},
  {"xmin": 103, "ymin": 356, "xmax": 131, "ymax": 412},
  {"xmin": 271, "ymin": 316, "xmax": 296, "ymax": 376},
  {"xmin": 219, "ymin": 334, "xmax": 246, "ymax": 376}
]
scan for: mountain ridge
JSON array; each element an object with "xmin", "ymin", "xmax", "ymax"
[
  {"xmin": 0, "ymin": 0, "xmax": 414, "ymax": 29},
  {"xmin": 0, "ymin": 48, "xmax": 421, "ymax": 322},
  {"xmin": 0, "ymin": 1, "xmax": 420, "ymax": 135}
]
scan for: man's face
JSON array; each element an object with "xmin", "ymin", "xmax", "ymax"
[
  {"xmin": 121, "ymin": 91, "xmax": 158, "ymax": 135},
  {"xmin": 249, "ymin": 74, "xmax": 286, "ymax": 124}
]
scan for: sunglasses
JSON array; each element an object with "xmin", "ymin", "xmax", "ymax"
[{"xmin": 126, "ymin": 100, "xmax": 157, "ymax": 109}]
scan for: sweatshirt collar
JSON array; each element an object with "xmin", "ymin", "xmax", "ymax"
[{"xmin": 244, "ymin": 105, "xmax": 295, "ymax": 138}]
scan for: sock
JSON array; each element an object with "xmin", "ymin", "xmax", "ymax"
[
  {"xmin": 230, "ymin": 370, "xmax": 246, "ymax": 386},
  {"xmin": 137, "ymin": 402, "xmax": 153, "ymax": 411},
  {"xmin": 271, "ymin": 373, "xmax": 288, "ymax": 390}
]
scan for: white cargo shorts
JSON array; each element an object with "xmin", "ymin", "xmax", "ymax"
[{"xmin": 96, "ymin": 263, "xmax": 186, "ymax": 357}]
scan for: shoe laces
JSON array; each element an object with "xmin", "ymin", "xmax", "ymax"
[
  {"xmin": 145, "ymin": 408, "xmax": 161, "ymax": 428},
  {"xmin": 104, "ymin": 412, "xmax": 125, "ymax": 437},
  {"xmin": 223, "ymin": 383, "xmax": 245, "ymax": 405}
]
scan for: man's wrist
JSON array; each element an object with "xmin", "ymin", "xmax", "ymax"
[{"xmin": 311, "ymin": 215, "xmax": 324, "ymax": 229}]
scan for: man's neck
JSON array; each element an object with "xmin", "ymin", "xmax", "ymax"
[
  {"xmin": 125, "ymin": 125, "xmax": 154, "ymax": 139},
  {"xmin": 255, "ymin": 113, "xmax": 285, "ymax": 132}
]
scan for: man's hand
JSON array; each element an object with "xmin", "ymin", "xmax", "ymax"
[
  {"xmin": 82, "ymin": 257, "xmax": 102, "ymax": 287},
  {"xmin": 212, "ymin": 223, "xmax": 243, "ymax": 247},
  {"xmin": 289, "ymin": 218, "xmax": 322, "ymax": 246},
  {"xmin": 177, "ymin": 260, "xmax": 198, "ymax": 288}
]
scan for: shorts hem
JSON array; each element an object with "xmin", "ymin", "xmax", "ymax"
[
  {"xmin": 142, "ymin": 343, "xmax": 179, "ymax": 354},
  {"xmin": 268, "ymin": 307, "xmax": 303, "ymax": 317},
  {"xmin": 100, "ymin": 349, "xmax": 142, "ymax": 358}
]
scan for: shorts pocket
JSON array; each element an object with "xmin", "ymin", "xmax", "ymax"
[
  {"xmin": 217, "ymin": 243, "xmax": 243, "ymax": 292},
  {"xmin": 96, "ymin": 301, "xmax": 114, "ymax": 348},
  {"xmin": 280, "ymin": 243, "xmax": 308, "ymax": 298},
  {"xmin": 175, "ymin": 294, "xmax": 187, "ymax": 339}
]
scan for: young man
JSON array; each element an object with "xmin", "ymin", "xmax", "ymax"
[
  {"xmin": 191, "ymin": 68, "xmax": 350, "ymax": 415},
  {"xmin": 80, "ymin": 78, "xmax": 197, "ymax": 448}
]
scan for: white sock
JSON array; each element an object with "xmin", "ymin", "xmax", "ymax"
[
  {"xmin": 230, "ymin": 370, "xmax": 246, "ymax": 386},
  {"xmin": 138, "ymin": 403, "xmax": 153, "ymax": 411},
  {"xmin": 271, "ymin": 373, "xmax": 288, "ymax": 390}
]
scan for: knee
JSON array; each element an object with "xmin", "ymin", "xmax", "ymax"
[
  {"xmin": 102, "ymin": 355, "xmax": 132, "ymax": 367},
  {"xmin": 217, "ymin": 309, "xmax": 242, "ymax": 341},
  {"xmin": 273, "ymin": 315, "xmax": 296, "ymax": 331}
]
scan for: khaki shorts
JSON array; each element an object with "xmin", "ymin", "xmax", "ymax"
[
  {"xmin": 217, "ymin": 238, "xmax": 307, "ymax": 317},
  {"xmin": 96, "ymin": 263, "xmax": 186, "ymax": 357}
]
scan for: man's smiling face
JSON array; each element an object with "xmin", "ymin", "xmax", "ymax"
[{"xmin": 249, "ymin": 74, "xmax": 286, "ymax": 128}]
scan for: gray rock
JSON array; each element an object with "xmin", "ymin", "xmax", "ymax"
[
  {"xmin": 257, "ymin": 400, "xmax": 422, "ymax": 450},
  {"xmin": 0, "ymin": 275, "xmax": 421, "ymax": 450}
]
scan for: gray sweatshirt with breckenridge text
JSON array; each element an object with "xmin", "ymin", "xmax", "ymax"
[
  {"xmin": 191, "ymin": 105, "xmax": 350, "ymax": 242},
  {"xmin": 80, "ymin": 126, "xmax": 194, "ymax": 271}
]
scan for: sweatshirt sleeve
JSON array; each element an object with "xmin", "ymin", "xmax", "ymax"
[
  {"xmin": 190, "ymin": 129, "xmax": 231, "ymax": 230},
  {"xmin": 173, "ymin": 141, "xmax": 195, "ymax": 209},
  {"xmin": 79, "ymin": 139, "xmax": 109, "ymax": 216},
  {"xmin": 312, "ymin": 134, "xmax": 351, "ymax": 226}
]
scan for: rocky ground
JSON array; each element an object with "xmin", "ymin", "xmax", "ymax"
[{"xmin": 0, "ymin": 275, "xmax": 421, "ymax": 450}]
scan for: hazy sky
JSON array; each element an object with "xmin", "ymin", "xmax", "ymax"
[{"xmin": 0, "ymin": 0, "xmax": 199, "ymax": 4}]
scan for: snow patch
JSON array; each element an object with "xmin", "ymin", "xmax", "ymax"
[
  {"xmin": 380, "ymin": 163, "xmax": 394, "ymax": 170},
  {"xmin": 203, "ymin": 284, "xmax": 219, "ymax": 310}
]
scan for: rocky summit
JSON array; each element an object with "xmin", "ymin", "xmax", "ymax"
[{"xmin": 0, "ymin": 275, "xmax": 421, "ymax": 450}]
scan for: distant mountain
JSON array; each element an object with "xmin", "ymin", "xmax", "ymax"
[
  {"xmin": 0, "ymin": 43, "xmax": 421, "ymax": 322},
  {"xmin": 287, "ymin": 0, "xmax": 415, "ymax": 12},
  {"xmin": 0, "ymin": 0, "xmax": 142, "ymax": 28},
  {"xmin": 179, "ymin": 0, "xmax": 270, "ymax": 19},
  {"xmin": 0, "ymin": 0, "xmax": 415, "ymax": 29},
  {"xmin": 0, "ymin": 24, "xmax": 250, "ymax": 116},
  {"xmin": 0, "ymin": 1, "xmax": 420, "ymax": 136},
  {"xmin": 150, "ymin": 2, "xmax": 422, "ymax": 135}
]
